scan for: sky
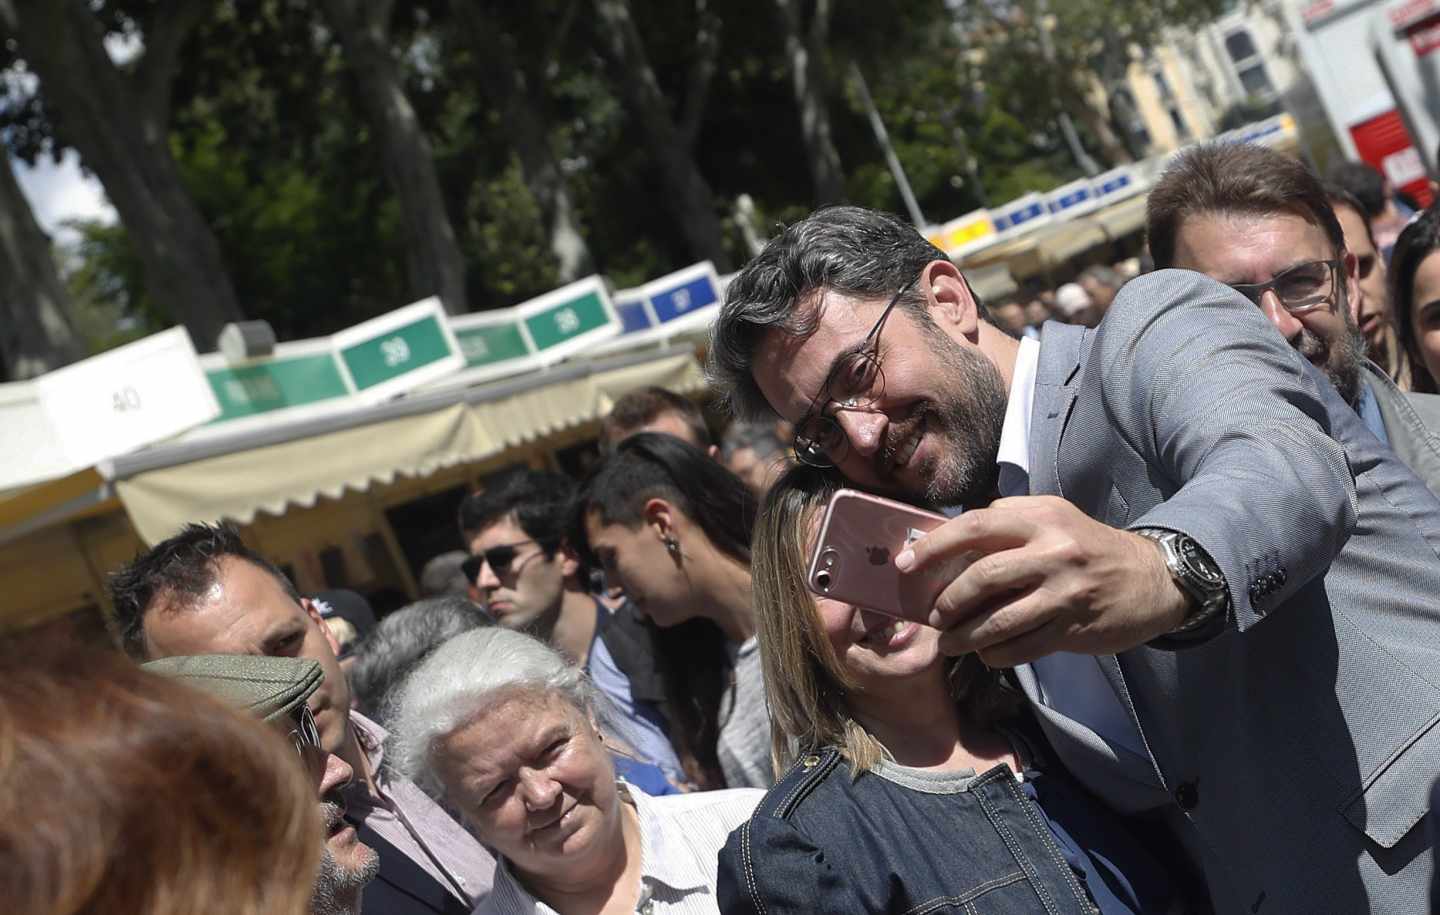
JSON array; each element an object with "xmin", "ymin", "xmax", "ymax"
[{"xmin": 12, "ymin": 151, "xmax": 116, "ymax": 243}]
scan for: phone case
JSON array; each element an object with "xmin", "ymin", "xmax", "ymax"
[{"xmin": 806, "ymin": 489, "xmax": 961, "ymax": 621}]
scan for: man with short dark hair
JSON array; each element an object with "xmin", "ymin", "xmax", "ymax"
[
  {"xmin": 1327, "ymin": 184, "xmax": 1402, "ymax": 376},
  {"xmin": 144, "ymin": 654, "xmax": 379, "ymax": 915},
  {"xmin": 110, "ymin": 524, "xmax": 492, "ymax": 915},
  {"xmin": 710, "ymin": 203, "xmax": 1440, "ymax": 911},
  {"xmin": 457, "ymin": 470, "xmax": 684, "ymax": 784},
  {"xmin": 1328, "ymin": 160, "xmax": 1416, "ymax": 257},
  {"xmin": 600, "ymin": 385, "xmax": 715, "ymax": 455},
  {"xmin": 1148, "ymin": 143, "xmax": 1440, "ymax": 497}
]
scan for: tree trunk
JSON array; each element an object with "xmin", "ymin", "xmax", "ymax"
[
  {"xmin": 320, "ymin": 0, "xmax": 470, "ymax": 313},
  {"xmin": 0, "ymin": 0, "xmax": 244, "ymax": 351},
  {"xmin": 459, "ymin": 7, "xmax": 594, "ymax": 282},
  {"xmin": 592, "ymin": 0, "xmax": 731, "ymax": 270},
  {"xmin": 773, "ymin": 0, "xmax": 846, "ymax": 204},
  {"xmin": 0, "ymin": 159, "xmax": 84, "ymax": 379}
]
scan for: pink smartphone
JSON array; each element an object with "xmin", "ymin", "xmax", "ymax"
[{"xmin": 805, "ymin": 489, "xmax": 965, "ymax": 622}]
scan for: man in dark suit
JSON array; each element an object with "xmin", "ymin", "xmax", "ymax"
[{"xmin": 710, "ymin": 204, "xmax": 1440, "ymax": 912}]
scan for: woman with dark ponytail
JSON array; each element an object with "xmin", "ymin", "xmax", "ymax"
[{"xmin": 574, "ymin": 433, "xmax": 771, "ymax": 790}]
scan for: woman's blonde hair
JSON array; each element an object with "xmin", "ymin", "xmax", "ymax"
[
  {"xmin": 752, "ymin": 465, "xmax": 1020, "ymax": 775},
  {"xmin": 0, "ymin": 642, "xmax": 321, "ymax": 915}
]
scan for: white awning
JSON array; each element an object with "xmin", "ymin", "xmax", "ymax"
[{"xmin": 112, "ymin": 346, "xmax": 705, "ymax": 544}]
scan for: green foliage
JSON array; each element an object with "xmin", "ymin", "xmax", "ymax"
[{"xmin": 18, "ymin": 0, "xmax": 1234, "ymax": 348}]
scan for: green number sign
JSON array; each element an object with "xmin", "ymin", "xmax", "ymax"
[
  {"xmin": 338, "ymin": 315, "xmax": 453, "ymax": 391},
  {"xmin": 523, "ymin": 291, "xmax": 611, "ymax": 351},
  {"xmin": 455, "ymin": 322, "xmax": 530, "ymax": 367},
  {"xmin": 206, "ymin": 354, "xmax": 350, "ymax": 422}
]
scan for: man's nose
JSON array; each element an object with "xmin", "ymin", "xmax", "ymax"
[
  {"xmin": 475, "ymin": 558, "xmax": 501, "ymax": 591},
  {"xmin": 317, "ymin": 751, "xmax": 354, "ymax": 800},
  {"xmin": 834, "ymin": 408, "xmax": 887, "ymax": 457},
  {"xmin": 1260, "ymin": 289, "xmax": 1303, "ymax": 342}
]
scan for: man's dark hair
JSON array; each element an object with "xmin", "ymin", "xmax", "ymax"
[
  {"xmin": 1326, "ymin": 161, "xmax": 1387, "ymax": 218},
  {"xmin": 456, "ymin": 469, "xmax": 577, "ymax": 550},
  {"xmin": 1324, "ymin": 183, "xmax": 1380, "ymax": 252},
  {"xmin": 1147, "ymin": 143, "xmax": 1346, "ymax": 269},
  {"xmin": 600, "ymin": 386, "xmax": 712, "ymax": 450},
  {"xmin": 108, "ymin": 523, "xmax": 301, "ymax": 660},
  {"xmin": 709, "ymin": 205, "xmax": 987, "ymax": 422}
]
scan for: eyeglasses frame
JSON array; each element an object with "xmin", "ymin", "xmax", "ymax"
[{"xmin": 792, "ymin": 275, "xmax": 921, "ymax": 468}]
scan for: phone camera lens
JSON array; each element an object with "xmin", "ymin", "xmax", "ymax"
[
  {"xmin": 815, "ymin": 570, "xmax": 832, "ymax": 592},
  {"xmin": 821, "ymin": 548, "xmax": 838, "ymax": 569}
]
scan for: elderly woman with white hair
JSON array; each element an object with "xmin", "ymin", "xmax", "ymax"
[{"xmin": 389, "ymin": 627, "xmax": 762, "ymax": 915}]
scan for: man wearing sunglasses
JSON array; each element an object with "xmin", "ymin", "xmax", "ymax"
[
  {"xmin": 110, "ymin": 524, "xmax": 492, "ymax": 915},
  {"xmin": 710, "ymin": 201, "xmax": 1440, "ymax": 912},
  {"xmin": 144, "ymin": 654, "xmax": 379, "ymax": 914},
  {"xmin": 1149, "ymin": 142, "xmax": 1440, "ymax": 499},
  {"xmin": 458, "ymin": 469, "xmax": 686, "ymax": 786}
]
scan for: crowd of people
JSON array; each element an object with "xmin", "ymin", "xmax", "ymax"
[{"xmin": 5, "ymin": 140, "xmax": 1440, "ymax": 915}]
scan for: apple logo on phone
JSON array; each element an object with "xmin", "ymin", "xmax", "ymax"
[{"xmin": 866, "ymin": 545, "xmax": 890, "ymax": 565}]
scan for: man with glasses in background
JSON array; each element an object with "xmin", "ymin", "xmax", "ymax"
[
  {"xmin": 1149, "ymin": 142, "xmax": 1440, "ymax": 498},
  {"xmin": 458, "ymin": 469, "xmax": 685, "ymax": 786},
  {"xmin": 144, "ymin": 653, "xmax": 379, "ymax": 914},
  {"xmin": 709, "ymin": 197, "xmax": 1440, "ymax": 912},
  {"xmin": 110, "ymin": 524, "xmax": 492, "ymax": 915}
]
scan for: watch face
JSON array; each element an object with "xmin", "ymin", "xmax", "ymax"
[{"xmin": 1177, "ymin": 538, "xmax": 1224, "ymax": 588}]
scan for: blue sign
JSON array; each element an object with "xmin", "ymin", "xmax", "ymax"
[
  {"xmin": 1048, "ymin": 185, "xmax": 1093, "ymax": 213},
  {"xmin": 650, "ymin": 274, "xmax": 719, "ymax": 324},
  {"xmin": 1096, "ymin": 173, "xmax": 1132, "ymax": 196},
  {"xmin": 1006, "ymin": 200, "xmax": 1047, "ymax": 227},
  {"xmin": 614, "ymin": 296, "xmax": 654, "ymax": 334}
]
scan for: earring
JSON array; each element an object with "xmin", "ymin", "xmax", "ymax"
[{"xmin": 663, "ymin": 536, "xmax": 680, "ymax": 557}]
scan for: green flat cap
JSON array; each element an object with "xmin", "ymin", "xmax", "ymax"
[{"xmin": 143, "ymin": 655, "xmax": 323, "ymax": 723}]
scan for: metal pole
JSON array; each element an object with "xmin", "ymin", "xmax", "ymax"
[
  {"xmin": 1036, "ymin": 0, "xmax": 1101, "ymax": 177},
  {"xmin": 851, "ymin": 63, "xmax": 927, "ymax": 228}
]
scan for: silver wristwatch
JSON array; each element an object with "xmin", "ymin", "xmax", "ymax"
[{"xmin": 1135, "ymin": 528, "xmax": 1230, "ymax": 637}]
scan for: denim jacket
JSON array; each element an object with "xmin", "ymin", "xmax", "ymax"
[{"xmin": 717, "ymin": 742, "xmax": 1175, "ymax": 915}]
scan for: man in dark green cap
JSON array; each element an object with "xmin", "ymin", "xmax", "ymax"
[
  {"xmin": 145, "ymin": 653, "xmax": 380, "ymax": 915},
  {"xmin": 112, "ymin": 523, "xmax": 491, "ymax": 914}
]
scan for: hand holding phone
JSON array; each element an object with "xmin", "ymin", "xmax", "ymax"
[{"xmin": 805, "ymin": 489, "xmax": 970, "ymax": 622}]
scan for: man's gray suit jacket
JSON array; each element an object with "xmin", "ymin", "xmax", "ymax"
[
  {"xmin": 1018, "ymin": 269, "xmax": 1440, "ymax": 914},
  {"xmin": 1363, "ymin": 359, "xmax": 1440, "ymax": 501}
]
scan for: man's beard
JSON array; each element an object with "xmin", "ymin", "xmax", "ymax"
[
  {"xmin": 1295, "ymin": 285, "xmax": 1366, "ymax": 407},
  {"xmin": 310, "ymin": 801, "xmax": 379, "ymax": 915},
  {"xmin": 898, "ymin": 326, "xmax": 1009, "ymax": 508}
]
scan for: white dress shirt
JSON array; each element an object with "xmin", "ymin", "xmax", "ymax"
[{"xmin": 996, "ymin": 337, "xmax": 1146, "ymax": 757}]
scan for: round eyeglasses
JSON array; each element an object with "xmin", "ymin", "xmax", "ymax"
[{"xmin": 791, "ymin": 277, "xmax": 918, "ymax": 468}]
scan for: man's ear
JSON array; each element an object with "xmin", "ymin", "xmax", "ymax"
[
  {"xmin": 921, "ymin": 259, "xmax": 981, "ymax": 340},
  {"xmin": 1341, "ymin": 250, "xmax": 1362, "ymax": 323},
  {"xmin": 642, "ymin": 497, "xmax": 676, "ymax": 542},
  {"xmin": 302, "ymin": 597, "xmax": 342, "ymax": 657},
  {"xmin": 558, "ymin": 542, "xmax": 582, "ymax": 580}
]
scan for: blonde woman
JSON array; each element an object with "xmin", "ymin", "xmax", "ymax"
[{"xmin": 717, "ymin": 466, "xmax": 1179, "ymax": 914}]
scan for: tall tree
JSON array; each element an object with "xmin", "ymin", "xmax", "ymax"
[
  {"xmin": 318, "ymin": 0, "xmax": 469, "ymax": 313},
  {"xmin": 772, "ymin": 0, "xmax": 846, "ymax": 204},
  {"xmin": 0, "ymin": 0, "xmax": 244, "ymax": 350},
  {"xmin": 456, "ymin": 4, "xmax": 593, "ymax": 282},
  {"xmin": 591, "ymin": 0, "xmax": 730, "ymax": 270},
  {"xmin": 0, "ymin": 159, "xmax": 82, "ymax": 378}
]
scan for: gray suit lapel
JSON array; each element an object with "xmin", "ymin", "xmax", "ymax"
[
  {"xmin": 1017, "ymin": 325, "xmax": 1168, "ymax": 799},
  {"xmin": 1028, "ymin": 323, "xmax": 1088, "ymax": 498}
]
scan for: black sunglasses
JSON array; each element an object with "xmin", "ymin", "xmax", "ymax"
[{"xmin": 462, "ymin": 539, "xmax": 556, "ymax": 583}]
